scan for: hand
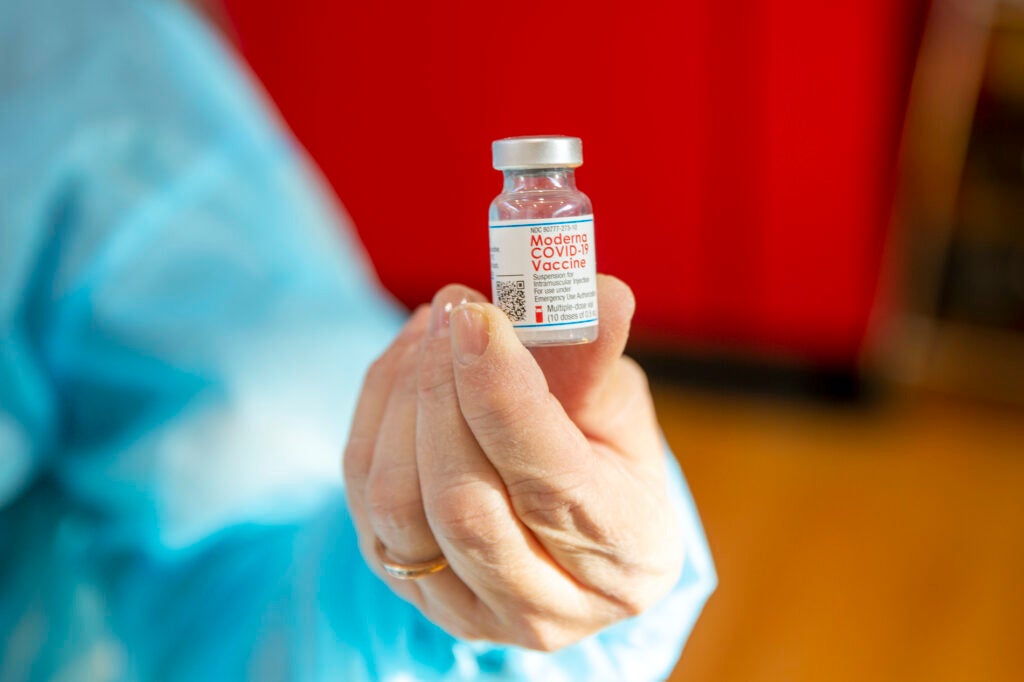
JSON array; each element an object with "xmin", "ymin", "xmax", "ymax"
[{"xmin": 343, "ymin": 275, "xmax": 683, "ymax": 651}]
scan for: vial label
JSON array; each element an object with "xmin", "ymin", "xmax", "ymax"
[{"xmin": 489, "ymin": 215, "xmax": 598, "ymax": 331}]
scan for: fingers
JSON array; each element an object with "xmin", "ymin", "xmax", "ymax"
[
  {"xmin": 343, "ymin": 296, "xmax": 494, "ymax": 638},
  {"xmin": 345, "ymin": 282, "xmax": 679, "ymax": 648},
  {"xmin": 343, "ymin": 306, "xmax": 430, "ymax": 604},
  {"xmin": 446, "ymin": 302, "xmax": 602, "ymax": 531},
  {"xmin": 448, "ymin": 301, "xmax": 593, "ymax": 494},
  {"xmin": 414, "ymin": 285, "xmax": 521, "ymax": 565},
  {"xmin": 343, "ymin": 305, "xmax": 430, "ymax": 509},
  {"xmin": 369, "ymin": 286, "xmax": 500, "ymax": 637},
  {"xmin": 415, "ymin": 286, "xmax": 580, "ymax": 613},
  {"xmin": 365, "ymin": 285, "xmax": 485, "ymax": 566},
  {"xmin": 446, "ymin": 300, "xmax": 676, "ymax": 605},
  {"xmin": 366, "ymin": 342, "xmax": 438, "ymax": 564}
]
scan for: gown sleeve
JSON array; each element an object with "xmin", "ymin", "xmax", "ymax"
[{"xmin": 0, "ymin": 1, "xmax": 714, "ymax": 680}]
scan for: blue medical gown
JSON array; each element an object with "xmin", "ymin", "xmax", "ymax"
[{"xmin": 0, "ymin": 1, "xmax": 715, "ymax": 679}]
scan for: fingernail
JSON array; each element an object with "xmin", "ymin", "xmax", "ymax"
[
  {"xmin": 429, "ymin": 288, "xmax": 472, "ymax": 338},
  {"xmin": 451, "ymin": 304, "xmax": 490, "ymax": 365}
]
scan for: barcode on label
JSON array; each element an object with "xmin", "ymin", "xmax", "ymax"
[{"xmin": 496, "ymin": 279, "xmax": 526, "ymax": 322}]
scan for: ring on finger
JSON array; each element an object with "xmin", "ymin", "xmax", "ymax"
[{"xmin": 375, "ymin": 537, "xmax": 449, "ymax": 580}]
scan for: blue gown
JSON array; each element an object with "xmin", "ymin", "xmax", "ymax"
[{"xmin": 0, "ymin": 0, "xmax": 715, "ymax": 679}]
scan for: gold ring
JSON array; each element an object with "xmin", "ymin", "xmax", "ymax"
[{"xmin": 374, "ymin": 538, "xmax": 449, "ymax": 580}]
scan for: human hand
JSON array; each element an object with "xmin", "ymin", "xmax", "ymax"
[{"xmin": 343, "ymin": 275, "xmax": 683, "ymax": 651}]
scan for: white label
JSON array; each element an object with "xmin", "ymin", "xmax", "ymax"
[{"xmin": 489, "ymin": 215, "xmax": 598, "ymax": 330}]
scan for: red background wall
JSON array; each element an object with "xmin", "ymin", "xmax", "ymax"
[{"xmin": 224, "ymin": 1, "xmax": 922, "ymax": 364}]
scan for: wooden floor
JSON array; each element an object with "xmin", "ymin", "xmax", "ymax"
[{"xmin": 655, "ymin": 384, "xmax": 1024, "ymax": 682}]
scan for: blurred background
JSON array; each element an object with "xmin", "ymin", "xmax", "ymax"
[{"xmin": 204, "ymin": 0, "xmax": 1023, "ymax": 678}]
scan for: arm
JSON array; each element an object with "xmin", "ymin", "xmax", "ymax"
[
  {"xmin": 0, "ymin": 1, "xmax": 713, "ymax": 679},
  {"xmin": 6, "ymin": 130, "xmax": 712, "ymax": 682}
]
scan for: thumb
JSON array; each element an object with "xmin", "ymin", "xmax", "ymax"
[{"xmin": 530, "ymin": 274, "xmax": 635, "ymax": 419}]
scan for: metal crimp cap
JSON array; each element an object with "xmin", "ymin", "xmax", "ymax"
[{"xmin": 492, "ymin": 135, "xmax": 583, "ymax": 170}]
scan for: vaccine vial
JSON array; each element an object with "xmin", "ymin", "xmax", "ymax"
[{"xmin": 489, "ymin": 136, "xmax": 598, "ymax": 346}]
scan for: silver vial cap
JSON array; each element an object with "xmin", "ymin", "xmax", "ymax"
[{"xmin": 492, "ymin": 135, "xmax": 583, "ymax": 170}]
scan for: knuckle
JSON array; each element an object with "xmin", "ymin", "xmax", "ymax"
[
  {"xmin": 509, "ymin": 618, "xmax": 578, "ymax": 652},
  {"xmin": 429, "ymin": 480, "xmax": 508, "ymax": 547},
  {"xmin": 592, "ymin": 357, "xmax": 657, "ymax": 436},
  {"xmin": 341, "ymin": 435, "xmax": 373, "ymax": 484},
  {"xmin": 416, "ymin": 351, "xmax": 457, "ymax": 403},
  {"xmin": 393, "ymin": 343, "xmax": 422, "ymax": 382},
  {"xmin": 609, "ymin": 586, "xmax": 658, "ymax": 619},
  {"xmin": 433, "ymin": 619, "xmax": 485, "ymax": 644},
  {"xmin": 619, "ymin": 355, "xmax": 651, "ymax": 393},
  {"xmin": 366, "ymin": 474, "xmax": 424, "ymax": 535},
  {"xmin": 508, "ymin": 472, "xmax": 590, "ymax": 534},
  {"xmin": 598, "ymin": 536, "xmax": 686, "ymax": 618},
  {"xmin": 364, "ymin": 352, "xmax": 395, "ymax": 388},
  {"xmin": 461, "ymin": 390, "xmax": 538, "ymax": 441},
  {"xmin": 364, "ymin": 339, "xmax": 419, "ymax": 392},
  {"xmin": 607, "ymin": 570, "xmax": 677, "ymax": 619},
  {"xmin": 420, "ymin": 597, "xmax": 492, "ymax": 644}
]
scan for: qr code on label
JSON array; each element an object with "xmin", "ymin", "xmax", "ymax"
[{"xmin": 496, "ymin": 279, "xmax": 526, "ymax": 322}]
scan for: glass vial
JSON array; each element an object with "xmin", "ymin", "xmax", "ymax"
[{"xmin": 489, "ymin": 136, "xmax": 598, "ymax": 346}]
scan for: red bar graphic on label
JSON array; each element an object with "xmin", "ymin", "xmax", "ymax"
[{"xmin": 535, "ymin": 306, "xmax": 544, "ymax": 323}]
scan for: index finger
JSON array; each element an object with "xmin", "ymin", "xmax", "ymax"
[{"xmin": 446, "ymin": 302, "xmax": 670, "ymax": 592}]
